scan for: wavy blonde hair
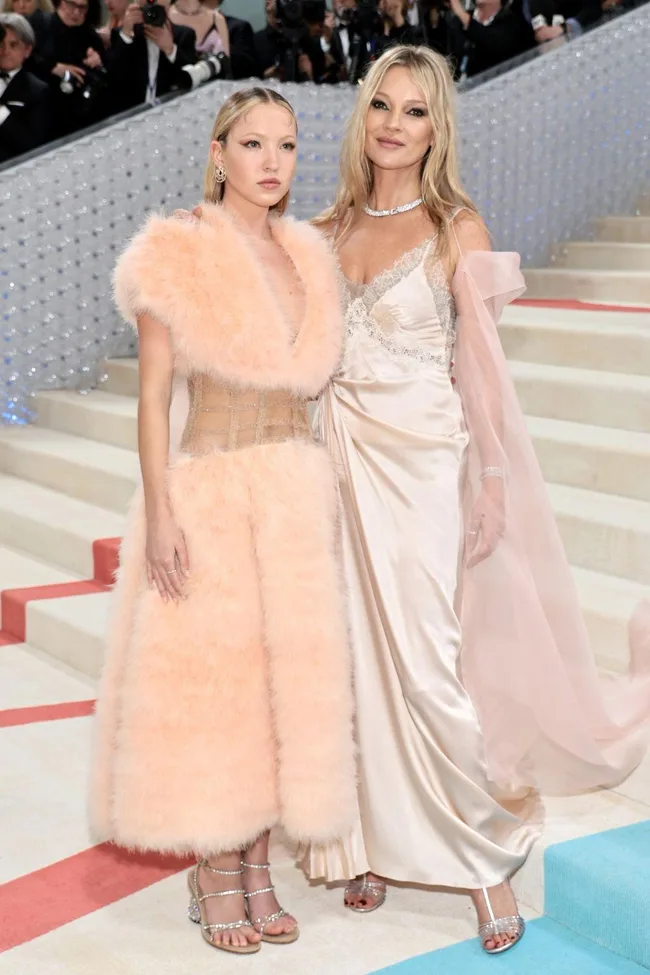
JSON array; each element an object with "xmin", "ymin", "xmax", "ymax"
[
  {"xmin": 203, "ymin": 87, "xmax": 298, "ymax": 216},
  {"xmin": 316, "ymin": 45, "xmax": 475, "ymax": 253}
]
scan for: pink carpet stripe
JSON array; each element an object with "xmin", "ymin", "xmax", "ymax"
[
  {"xmin": 0, "ymin": 699, "xmax": 96, "ymax": 728},
  {"xmin": 0, "ymin": 581, "xmax": 108, "ymax": 644},
  {"xmin": 0, "ymin": 844, "xmax": 191, "ymax": 953}
]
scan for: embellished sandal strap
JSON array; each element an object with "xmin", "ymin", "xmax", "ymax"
[
  {"xmin": 250, "ymin": 908, "xmax": 287, "ymax": 933},
  {"xmin": 198, "ymin": 888, "xmax": 245, "ymax": 901},
  {"xmin": 244, "ymin": 885, "xmax": 275, "ymax": 899},
  {"xmin": 241, "ymin": 860, "xmax": 270, "ymax": 869},
  {"xmin": 203, "ymin": 918, "xmax": 252, "ymax": 932},
  {"xmin": 198, "ymin": 858, "xmax": 243, "ymax": 876}
]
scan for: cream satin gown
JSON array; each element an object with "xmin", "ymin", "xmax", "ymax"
[{"xmin": 305, "ymin": 236, "xmax": 540, "ymax": 889}]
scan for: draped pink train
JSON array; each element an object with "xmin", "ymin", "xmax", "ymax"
[{"xmin": 454, "ymin": 251, "xmax": 650, "ymax": 798}]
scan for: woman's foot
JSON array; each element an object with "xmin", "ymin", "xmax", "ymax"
[
  {"xmin": 241, "ymin": 859, "xmax": 298, "ymax": 940},
  {"xmin": 344, "ymin": 872, "xmax": 387, "ymax": 912},
  {"xmin": 470, "ymin": 881, "xmax": 524, "ymax": 952},
  {"xmin": 197, "ymin": 855, "xmax": 261, "ymax": 950}
]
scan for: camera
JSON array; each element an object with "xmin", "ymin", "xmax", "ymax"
[
  {"xmin": 350, "ymin": 0, "xmax": 383, "ymax": 33},
  {"xmin": 179, "ymin": 51, "xmax": 231, "ymax": 89},
  {"xmin": 275, "ymin": 0, "xmax": 326, "ymax": 29},
  {"xmin": 142, "ymin": 0, "xmax": 166, "ymax": 28}
]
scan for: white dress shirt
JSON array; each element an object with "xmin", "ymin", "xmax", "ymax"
[{"xmin": 0, "ymin": 67, "xmax": 21, "ymax": 127}]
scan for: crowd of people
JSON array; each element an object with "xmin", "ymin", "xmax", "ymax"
[{"xmin": 0, "ymin": 0, "xmax": 642, "ymax": 163}]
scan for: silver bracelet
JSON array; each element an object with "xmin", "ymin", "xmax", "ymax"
[{"xmin": 480, "ymin": 466, "xmax": 504, "ymax": 481}]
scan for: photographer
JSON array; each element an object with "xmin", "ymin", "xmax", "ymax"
[
  {"xmin": 104, "ymin": 0, "xmax": 196, "ymax": 113},
  {"xmin": 253, "ymin": 0, "xmax": 334, "ymax": 84},
  {"xmin": 0, "ymin": 12, "xmax": 52, "ymax": 160},
  {"xmin": 29, "ymin": 0, "xmax": 107, "ymax": 137},
  {"xmin": 448, "ymin": 0, "xmax": 534, "ymax": 78}
]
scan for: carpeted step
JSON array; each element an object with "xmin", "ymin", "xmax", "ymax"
[
  {"xmin": 544, "ymin": 821, "xmax": 650, "ymax": 969},
  {"xmin": 370, "ymin": 916, "xmax": 648, "ymax": 973}
]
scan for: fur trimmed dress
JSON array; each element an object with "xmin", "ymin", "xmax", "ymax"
[{"xmin": 90, "ymin": 204, "xmax": 356, "ymax": 856}]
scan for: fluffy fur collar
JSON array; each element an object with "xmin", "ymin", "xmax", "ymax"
[{"xmin": 113, "ymin": 203, "xmax": 343, "ymax": 396}]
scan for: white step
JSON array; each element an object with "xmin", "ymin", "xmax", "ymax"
[
  {"xmin": 548, "ymin": 482, "xmax": 650, "ymax": 584},
  {"xmin": 0, "ymin": 545, "xmax": 79, "ymax": 630},
  {"xmin": 637, "ymin": 195, "xmax": 650, "ymax": 217},
  {"xmin": 0, "ymin": 641, "xmax": 96, "ymax": 711},
  {"xmin": 596, "ymin": 216, "xmax": 650, "ymax": 244},
  {"xmin": 35, "ymin": 390, "xmax": 137, "ymax": 451},
  {"xmin": 499, "ymin": 306, "xmax": 650, "ymax": 375},
  {"xmin": 102, "ymin": 357, "xmax": 139, "ymax": 398},
  {"xmin": 526, "ymin": 416, "xmax": 650, "ymax": 503},
  {"xmin": 510, "ymin": 360, "xmax": 650, "ymax": 433},
  {"xmin": 555, "ymin": 241, "xmax": 650, "ymax": 271},
  {"xmin": 0, "ymin": 426, "xmax": 139, "ymax": 513},
  {"xmin": 26, "ymin": 590, "xmax": 111, "ymax": 680},
  {"xmin": 572, "ymin": 566, "xmax": 648, "ymax": 674},
  {"xmin": 0, "ymin": 475, "xmax": 124, "ymax": 577},
  {"xmin": 523, "ymin": 268, "xmax": 650, "ymax": 304}
]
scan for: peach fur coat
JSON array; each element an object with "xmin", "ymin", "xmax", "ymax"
[{"xmin": 90, "ymin": 204, "xmax": 357, "ymax": 856}]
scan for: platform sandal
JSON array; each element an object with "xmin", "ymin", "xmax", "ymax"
[
  {"xmin": 187, "ymin": 860, "xmax": 261, "ymax": 955},
  {"xmin": 344, "ymin": 874, "xmax": 387, "ymax": 913},
  {"xmin": 477, "ymin": 886, "xmax": 525, "ymax": 954},
  {"xmin": 241, "ymin": 859, "xmax": 299, "ymax": 944}
]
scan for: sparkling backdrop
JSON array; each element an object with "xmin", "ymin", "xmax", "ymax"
[{"xmin": 1, "ymin": 6, "xmax": 649, "ymax": 423}]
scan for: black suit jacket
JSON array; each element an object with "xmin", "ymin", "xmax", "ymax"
[
  {"xmin": 224, "ymin": 15, "xmax": 257, "ymax": 79},
  {"xmin": 0, "ymin": 68, "xmax": 52, "ymax": 163},
  {"xmin": 449, "ymin": 5, "xmax": 534, "ymax": 78},
  {"xmin": 105, "ymin": 23, "xmax": 196, "ymax": 114}
]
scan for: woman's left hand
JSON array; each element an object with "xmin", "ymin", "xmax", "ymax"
[{"xmin": 465, "ymin": 478, "xmax": 505, "ymax": 568}]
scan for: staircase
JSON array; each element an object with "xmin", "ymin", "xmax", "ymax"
[{"xmin": 0, "ymin": 206, "xmax": 649, "ymax": 925}]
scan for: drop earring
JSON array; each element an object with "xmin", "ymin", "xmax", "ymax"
[{"xmin": 214, "ymin": 164, "xmax": 226, "ymax": 184}]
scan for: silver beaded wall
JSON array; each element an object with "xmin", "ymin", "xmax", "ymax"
[{"xmin": 1, "ymin": 4, "xmax": 649, "ymax": 423}]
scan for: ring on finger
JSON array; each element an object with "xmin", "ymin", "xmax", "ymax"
[{"xmin": 165, "ymin": 568, "xmax": 177, "ymax": 575}]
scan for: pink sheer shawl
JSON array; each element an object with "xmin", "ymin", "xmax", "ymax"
[{"xmin": 453, "ymin": 250, "xmax": 650, "ymax": 797}]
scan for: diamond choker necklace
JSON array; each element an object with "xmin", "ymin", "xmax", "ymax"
[{"xmin": 363, "ymin": 198, "xmax": 423, "ymax": 218}]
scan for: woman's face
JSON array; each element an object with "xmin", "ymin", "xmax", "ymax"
[
  {"xmin": 57, "ymin": 0, "xmax": 89, "ymax": 26},
  {"xmin": 214, "ymin": 103, "xmax": 298, "ymax": 211},
  {"xmin": 364, "ymin": 66, "xmax": 433, "ymax": 174},
  {"xmin": 12, "ymin": 0, "xmax": 37, "ymax": 16}
]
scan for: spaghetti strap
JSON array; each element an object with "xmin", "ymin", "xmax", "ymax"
[{"xmin": 448, "ymin": 207, "xmax": 468, "ymax": 254}]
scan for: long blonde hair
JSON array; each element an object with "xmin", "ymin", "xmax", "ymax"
[
  {"xmin": 316, "ymin": 46, "xmax": 475, "ymax": 252},
  {"xmin": 203, "ymin": 87, "xmax": 298, "ymax": 215}
]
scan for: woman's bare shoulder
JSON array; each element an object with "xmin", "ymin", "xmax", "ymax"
[{"xmin": 452, "ymin": 209, "xmax": 492, "ymax": 252}]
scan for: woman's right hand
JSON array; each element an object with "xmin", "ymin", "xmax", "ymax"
[{"xmin": 146, "ymin": 512, "xmax": 190, "ymax": 601}]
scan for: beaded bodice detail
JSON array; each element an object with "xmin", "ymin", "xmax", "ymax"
[{"xmin": 340, "ymin": 236, "xmax": 456, "ymax": 370}]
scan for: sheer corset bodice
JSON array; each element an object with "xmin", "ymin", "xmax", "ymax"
[{"xmin": 180, "ymin": 374, "xmax": 311, "ymax": 455}]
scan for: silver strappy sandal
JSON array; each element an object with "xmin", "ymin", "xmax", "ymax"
[
  {"xmin": 344, "ymin": 874, "xmax": 387, "ymax": 913},
  {"xmin": 187, "ymin": 859, "xmax": 261, "ymax": 955},
  {"xmin": 241, "ymin": 859, "xmax": 299, "ymax": 944},
  {"xmin": 477, "ymin": 886, "xmax": 525, "ymax": 954}
]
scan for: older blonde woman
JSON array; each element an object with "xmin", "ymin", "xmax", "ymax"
[{"xmin": 302, "ymin": 44, "xmax": 650, "ymax": 955}]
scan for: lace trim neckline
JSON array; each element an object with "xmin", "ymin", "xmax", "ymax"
[{"xmin": 342, "ymin": 234, "xmax": 438, "ymax": 295}]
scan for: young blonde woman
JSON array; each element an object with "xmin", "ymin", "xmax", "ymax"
[
  {"xmin": 302, "ymin": 45, "xmax": 650, "ymax": 955},
  {"xmin": 90, "ymin": 86, "xmax": 356, "ymax": 956}
]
